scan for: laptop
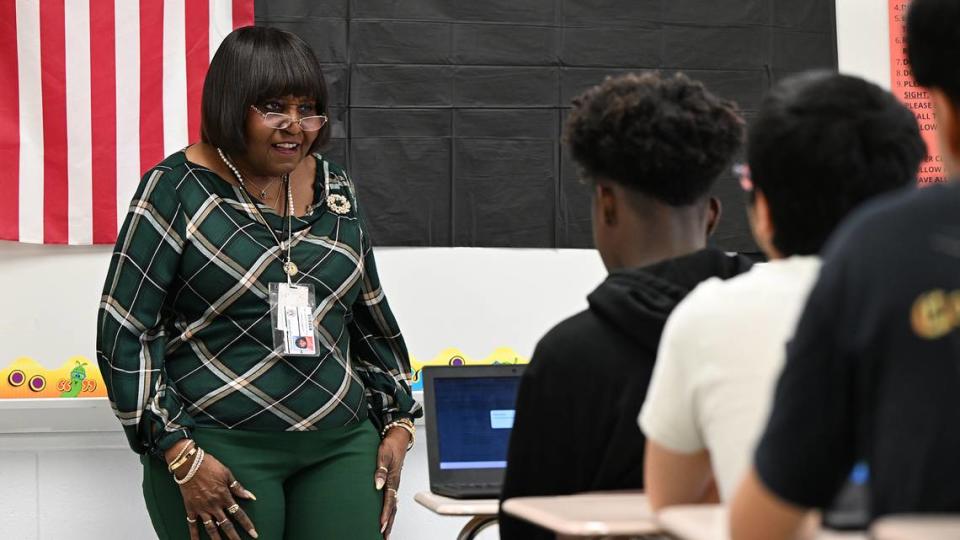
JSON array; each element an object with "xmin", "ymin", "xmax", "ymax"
[{"xmin": 423, "ymin": 364, "xmax": 525, "ymax": 499}]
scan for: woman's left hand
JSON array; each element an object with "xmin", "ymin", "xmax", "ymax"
[{"xmin": 375, "ymin": 428, "xmax": 411, "ymax": 539}]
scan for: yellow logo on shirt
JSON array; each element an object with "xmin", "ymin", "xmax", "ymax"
[{"xmin": 911, "ymin": 289, "xmax": 960, "ymax": 339}]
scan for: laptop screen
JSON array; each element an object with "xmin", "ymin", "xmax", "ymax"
[{"xmin": 433, "ymin": 375, "xmax": 522, "ymax": 470}]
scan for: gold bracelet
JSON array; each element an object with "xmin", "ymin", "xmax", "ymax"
[
  {"xmin": 167, "ymin": 440, "xmax": 197, "ymax": 472},
  {"xmin": 169, "ymin": 440, "xmax": 195, "ymax": 464},
  {"xmin": 382, "ymin": 419, "xmax": 415, "ymax": 451},
  {"xmin": 169, "ymin": 446, "xmax": 198, "ymax": 472},
  {"xmin": 174, "ymin": 448, "xmax": 205, "ymax": 485},
  {"xmin": 380, "ymin": 417, "xmax": 414, "ymax": 437}
]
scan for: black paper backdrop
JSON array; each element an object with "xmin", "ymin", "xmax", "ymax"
[{"xmin": 256, "ymin": 0, "xmax": 837, "ymax": 251}]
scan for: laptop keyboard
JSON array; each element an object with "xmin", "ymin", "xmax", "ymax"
[{"xmin": 433, "ymin": 482, "xmax": 503, "ymax": 499}]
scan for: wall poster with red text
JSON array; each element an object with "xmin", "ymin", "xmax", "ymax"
[{"xmin": 890, "ymin": 0, "xmax": 944, "ymax": 184}]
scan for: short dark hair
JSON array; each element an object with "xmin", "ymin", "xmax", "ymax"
[
  {"xmin": 748, "ymin": 71, "xmax": 925, "ymax": 256},
  {"xmin": 564, "ymin": 72, "xmax": 744, "ymax": 206},
  {"xmin": 201, "ymin": 26, "xmax": 330, "ymax": 155},
  {"xmin": 907, "ymin": 0, "xmax": 960, "ymax": 102}
]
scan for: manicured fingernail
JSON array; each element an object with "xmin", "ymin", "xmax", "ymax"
[
  {"xmin": 381, "ymin": 522, "xmax": 387, "ymax": 534},
  {"xmin": 249, "ymin": 529, "xmax": 259, "ymax": 539},
  {"xmin": 245, "ymin": 490, "xmax": 257, "ymax": 500},
  {"xmin": 375, "ymin": 477, "xmax": 385, "ymax": 490}
]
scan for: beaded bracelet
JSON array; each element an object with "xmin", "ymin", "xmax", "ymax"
[
  {"xmin": 174, "ymin": 448, "xmax": 205, "ymax": 485},
  {"xmin": 382, "ymin": 418, "xmax": 416, "ymax": 451},
  {"xmin": 380, "ymin": 417, "xmax": 414, "ymax": 437}
]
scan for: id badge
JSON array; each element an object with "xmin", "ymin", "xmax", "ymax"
[{"xmin": 269, "ymin": 283, "xmax": 320, "ymax": 356}]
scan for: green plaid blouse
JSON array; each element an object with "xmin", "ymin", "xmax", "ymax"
[{"xmin": 97, "ymin": 151, "xmax": 421, "ymax": 455}]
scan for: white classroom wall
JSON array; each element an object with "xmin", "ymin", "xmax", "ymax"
[
  {"xmin": 0, "ymin": 245, "xmax": 606, "ymax": 540},
  {"xmin": 0, "ymin": 3, "xmax": 890, "ymax": 539}
]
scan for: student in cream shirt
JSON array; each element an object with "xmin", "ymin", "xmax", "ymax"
[
  {"xmin": 640, "ymin": 256, "xmax": 820, "ymax": 502},
  {"xmin": 637, "ymin": 70, "xmax": 926, "ymax": 510}
]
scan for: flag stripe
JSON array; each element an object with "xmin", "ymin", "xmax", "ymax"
[
  {"xmin": 233, "ymin": 0, "xmax": 254, "ymax": 28},
  {"xmin": 90, "ymin": 0, "xmax": 117, "ymax": 243},
  {"xmin": 186, "ymin": 1, "xmax": 209, "ymax": 144},
  {"xmin": 115, "ymin": 0, "xmax": 140, "ymax": 232},
  {"xmin": 6, "ymin": 0, "xmax": 252, "ymax": 244},
  {"xmin": 66, "ymin": 0, "xmax": 93, "ymax": 244},
  {"xmin": 163, "ymin": 0, "xmax": 188, "ymax": 157},
  {"xmin": 40, "ymin": 0, "xmax": 69, "ymax": 244},
  {"xmin": 16, "ymin": 0, "xmax": 43, "ymax": 244},
  {"xmin": 210, "ymin": 0, "xmax": 233, "ymax": 61},
  {"xmin": 186, "ymin": 1, "xmax": 210, "ymax": 143},
  {"xmin": 139, "ymin": 0, "xmax": 164, "ymax": 176},
  {"xmin": 0, "ymin": 1, "xmax": 20, "ymax": 241}
]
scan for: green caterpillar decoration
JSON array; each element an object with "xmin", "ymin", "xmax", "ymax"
[{"xmin": 60, "ymin": 361, "xmax": 87, "ymax": 398}]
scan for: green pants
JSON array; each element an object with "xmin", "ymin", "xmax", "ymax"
[{"xmin": 141, "ymin": 420, "xmax": 384, "ymax": 540}]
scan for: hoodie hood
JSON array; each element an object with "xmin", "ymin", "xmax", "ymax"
[{"xmin": 587, "ymin": 248, "xmax": 754, "ymax": 349}]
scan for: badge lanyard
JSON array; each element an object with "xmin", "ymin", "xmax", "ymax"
[{"xmin": 218, "ymin": 148, "xmax": 319, "ymax": 356}]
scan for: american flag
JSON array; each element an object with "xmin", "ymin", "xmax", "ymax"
[{"xmin": 0, "ymin": 0, "xmax": 253, "ymax": 244}]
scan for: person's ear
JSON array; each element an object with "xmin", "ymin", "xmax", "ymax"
[
  {"xmin": 749, "ymin": 189, "xmax": 780, "ymax": 258},
  {"xmin": 931, "ymin": 88, "xmax": 960, "ymax": 177},
  {"xmin": 706, "ymin": 196, "xmax": 722, "ymax": 237},
  {"xmin": 596, "ymin": 183, "xmax": 618, "ymax": 227}
]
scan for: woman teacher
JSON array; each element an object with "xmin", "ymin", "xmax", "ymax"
[{"xmin": 97, "ymin": 26, "xmax": 421, "ymax": 540}]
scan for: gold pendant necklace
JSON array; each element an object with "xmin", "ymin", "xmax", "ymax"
[
  {"xmin": 218, "ymin": 148, "xmax": 299, "ymax": 279},
  {"xmin": 282, "ymin": 176, "xmax": 297, "ymax": 276},
  {"xmin": 246, "ymin": 176, "xmax": 274, "ymax": 201}
]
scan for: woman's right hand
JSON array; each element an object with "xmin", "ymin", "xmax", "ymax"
[{"xmin": 165, "ymin": 441, "xmax": 259, "ymax": 540}]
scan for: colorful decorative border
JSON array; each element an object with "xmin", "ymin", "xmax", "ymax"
[
  {"xmin": 0, "ymin": 357, "xmax": 106, "ymax": 399},
  {"xmin": 0, "ymin": 347, "xmax": 528, "ymax": 398},
  {"xmin": 409, "ymin": 347, "xmax": 528, "ymax": 391}
]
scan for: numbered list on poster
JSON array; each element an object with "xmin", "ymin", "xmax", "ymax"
[{"xmin": 890, "ymin": 0, "xmax": 943, "ymax": 183}]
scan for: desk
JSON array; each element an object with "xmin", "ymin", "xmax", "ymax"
[
  {"xmin": 414, "ymin": 491, "xmax": 499, "ymax": 540},
  {"xmin": 501, "ymin": 492, "xmax": 658, "ymax": 539},
  {"xmin": 871, "ymin": 515, "xmax": 960, "ymax": 540},
  {"xmin": 658, "ymin": 505, "xmax": 727, "ymax": 540},
  {"xmin": 657, "ymin": 505, "xmax": 868, "ymax": 540}
]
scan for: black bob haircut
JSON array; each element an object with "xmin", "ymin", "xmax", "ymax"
[
  {"xmin": 907, "ymin": 0, "xmax": 960, "ymax": 102},
  {"xmin": 747, "ymin": 71, "xmax": 925, "ymax": 257},
  {"xmin": 564, "ymin": 72, "xmax": 744, "ymax": 207},
  {"xmin": 201, "ymin": 26, "xmax": 330, "ymax": 155}
]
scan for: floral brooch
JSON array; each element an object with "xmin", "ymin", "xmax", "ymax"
[{"xmin": 326, "ymin": 193, "xmax": 352, "ymax": 215}]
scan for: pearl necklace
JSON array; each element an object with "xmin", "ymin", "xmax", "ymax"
[
  {"xmin": 216, "ymin": 148, "xmax": 280, "ymax": 202},
  {"xmin": 217, "ymin": 148, "xmax": 299, "ymax": 277}
]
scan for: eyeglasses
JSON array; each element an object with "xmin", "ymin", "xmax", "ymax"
[{"xmin": 250, "ymin": 105, "xmax": 328, "ymax": 132}]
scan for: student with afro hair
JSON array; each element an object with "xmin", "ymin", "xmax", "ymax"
[{"xmin": 499, "ymin": 72, "xmax": 751, "ymax": 540}]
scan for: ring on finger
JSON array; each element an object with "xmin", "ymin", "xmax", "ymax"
[
  {"xmin": 386, "ymin": 487, "xmax": 398, "ymax": 496},
  {"xmin": 377, "ymin": 466, "xmax": 388, "ymax": 473},
  {"xmin": 186, "ymin": 517, "xmax": 197, "ymax": 524},
  {"xmin": 229, "ymin": 480, "xmax": 239, "ymax": 488},
  {"xmin": 227, "ymin": 504, "xmax": 240, "ymax": 514},
  {"xmin": 216, "ymin": 518, "xmax": 230, "ymax": 526},
  {"xmin": 203, "ymin": 520, "xmax": 214, "ymax": 526}
]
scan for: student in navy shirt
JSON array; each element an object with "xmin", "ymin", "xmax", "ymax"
[{"xmin": 731, "ymin": 0, "xmax": 960, "ymax": 537}]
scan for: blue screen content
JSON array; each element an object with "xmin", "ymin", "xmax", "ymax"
[{"xmin": 434, "ymin": 376, "xmax": 521, "ymax": 470}]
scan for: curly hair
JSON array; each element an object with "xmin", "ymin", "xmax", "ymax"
[{"xmin": 564, "ymin": 72, "xmax": 745, "ymax": 206}]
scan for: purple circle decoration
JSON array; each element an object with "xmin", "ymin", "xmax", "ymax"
[
  {"xmin": 448, "ymin": 356, "xmax": 465, "ymax": 366},
  {"xmin": 7, "ymin": 370, "xmax": 26, "ymax": 387},
  {"xmin": 28, "ymin": 375, "xmax": 46, "ymax": 392}
]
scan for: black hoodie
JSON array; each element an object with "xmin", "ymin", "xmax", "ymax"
[{"xmin": 499, "ymin": 248, "xmax": 753, "ymax": 540}]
